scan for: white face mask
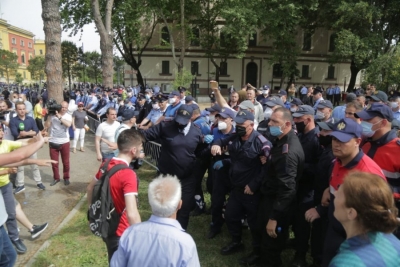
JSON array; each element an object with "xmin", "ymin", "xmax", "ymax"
[
  {"xmin": 127, "ymin": 93, "xmax": 132, "ymax": 97},
  {"xmin": 218, "ymin": 121, "xmax": 227, "ymax": 130},
  {"xmin": 264, "ymin": 107, "xmax": 273, "ymax": 120},
  {"xmin": 316, "ymin": 111, "xmax": 325, "ymax": 120},
  {"xmin": 168, "ymin": 97, "xmax": 175, "ymax": 104},
  {"xmin": 290, "ymin": 107, "xmax": 297, "ymax": 113},
  {"xmin": 152, "ymin": 103, "xmax": 160, "ymax": 110},
  {"xmin": 209, "ymin": 115, "xmax": 215, "ymax": 123},
  {"xmin": 262, "ymin": 90, "xmax": 269, "ymax": 95},
  {"xmin": 390, "ymin": 102, "xmax": 399, "ymax": 109},
  {"xmin": 18, "ymin": 98, "xmax": 23, "ymax": 102}
]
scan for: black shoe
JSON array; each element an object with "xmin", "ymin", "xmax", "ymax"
[
  {"xmin": 14, "ymin": 185, "xmax": 25, "ymax": 194},
  {"xmin": 37, "ymin": 183, "xmax": 46, "ymax": 190},
  {"xmin": 64, "ymin": 179, "xmax": 70, "ymax": 185},
  {"xmin": 292, "ymin": 255, "xmax": 308, "ymax": 267},
  {"xmin": 239, "ymin": 251, "xmax": 260, "ymax": 266},
  {"xmin": 221, "ymin": 241, "xmax": 244, "ymax": 255},
  {"xmin": 207, "ymin": 227, "xmax": 221, "ymax": 239},
  {"xmin": 12, "ymin": 239, "xmax": 27, "ymax": 254},
  {"xmin": 50, "ymin": 179, "xmax": 60, "ymax": 186},
  {"xmin": 30, "ymin": 222, "xmax": 48, "ymax": 239}
]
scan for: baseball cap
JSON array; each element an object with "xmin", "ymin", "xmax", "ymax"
[
  {"xmin": 178, "ymin": 86, "xmax": 187, "ymax": 92},
  {"xmin": 278, "ymin": 90, "xmax": 287, "ymax": 96},
  {"xmin": 329, "ymin": 118, "xmax": 362, "ymax": 142},
  {"xmin": 317, "ymin": 121, "xmax": 335, "ymax": 131},
  {"xmin": 234, "ymin": 110, "xmax": 254, "ymax": 124},
  {"xmin": 346, "ymin": 93, "xmax": 357, "ymax": 103},
  {"xmin": 169, "ymin": 91, "xmax": 180, "ymax": 98},
  {"xmin": 190, "ymin": 103, "xmax": 200, "ymax": 110},
  {"xmin": 78, "ymin": 102, "xmax": 84, "ymax": 106},
  {"xmin": 175, "ymin": 105, "xmax": 193, "ymax": 125},
  {"xmin": 291, "ymin": 98, "xmax": 303, "ymax": 106},
  {"xmin": 216, "ymin": 108, "xmax": 236, "ymax": 119},
  {"xmin": 292, "ymin": 105, "xmax": 315, "ymax": 117},
  {"xmin": 185, "ymin": 95, "xmax": 194, "ymax": 103},
  {"xmin": 263, "ymin": 85, "xmax": 270, "ymax": 90},
  {"xmin": 266, "ymin": 97, "xmax": 284, "ymax": 107},
  {"xmin": 122, "ymin": 109, "xmax": 139, "ymax": 121},
  {"xmin": 317, "ymin": 100, "xmax": 333, "ymax": 109},
  {"xmin": 366, "ymin": 91, "xmax": 388, "ymax": 102},
  {"xmin": 238, "ymin": 100, "xmax": 255, "ymax": 110},
  {"xmin": 206, "ymin": 104, "xmax": 222, "ymax": 113},
  {"xmin": 313, "ymin": 88, "xmax": 323, "ymax": 95},
  {"xmin": 354, "ymin": 103, "xmax": 393, "ymax": 122}
]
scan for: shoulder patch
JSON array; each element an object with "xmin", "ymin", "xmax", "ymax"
[
  {"xmin": 257, "ymin": 134, "xmax": 268, "ymax": 143},
  {"xmin": 282, "ymin": 144, "xmax": 289, "ymax": 154}
]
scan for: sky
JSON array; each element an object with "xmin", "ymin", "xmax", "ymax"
[{"xmin": 1, "ymin": 0, "xmax": 100, "ymax": 52}]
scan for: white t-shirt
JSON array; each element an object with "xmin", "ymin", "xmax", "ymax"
[
  {"xmin": 3, "ymin": 112, "xmax": 16, "ymax": 141},
  {"xmin": 49, "ymin": 113, "xmax": 72, "ymax": 144},
  {"xmin": 96, "ymin": 120, "xmax": 120, "ymax": 153}
]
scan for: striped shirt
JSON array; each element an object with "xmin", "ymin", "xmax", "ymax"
[{"xmin": 329, "ymin": 232, "xmax": 400, "ymax": 267}]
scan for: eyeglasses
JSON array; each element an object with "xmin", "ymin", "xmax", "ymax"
[{"xmin": 345, "ymin": 112, "xmax": 355, "ymax": 116}]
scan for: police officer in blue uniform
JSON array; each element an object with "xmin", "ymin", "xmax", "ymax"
[
  {"xmin": 211, "ymin": 110, "xmax": 272, "ymax": 256},
  {"xmin": 141, "ymin": 105, "xmax": 203, "ymax": 230},
  {"xmin": 155, "ymin": 91, "xmax": 182, "ymax": 124}
]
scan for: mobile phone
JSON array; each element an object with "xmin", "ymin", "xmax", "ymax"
[{"xmin": 210, "ymin": 81, "xmax": 218, "ymax": 89}]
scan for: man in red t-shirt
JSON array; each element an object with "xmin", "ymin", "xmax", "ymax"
[
  {"xmin": 319, "ymin": 118, "xmax": 385, "ymax": 267},
  {"xmin": 87, "ymin": 128, "xmax": 144, "ymax": 262}
]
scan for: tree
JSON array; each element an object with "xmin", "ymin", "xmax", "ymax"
[
  {"xmin": 85, "ymin": 51, "xmax": 102, "ymax": 84},
  {"xmin": 61, "ymin": 41, "xmax": 78, "ymax": 91},
  {"xmin": 42, "ymin": 0, "xmax": 63, "ymax": 103},
  {"xmin": 14, "ymin": 72, "xmax": 23, "ymax": 84},
  {"xmin": 113, "ymin": 56, "xmax": 125, "ymax": 84},
  {"xmin": 27, "ymin": 56, "xmax": 46, "ymax": 82},
  {"xmin": 0, "ymin": 49, "xmax": 19, "ymax": 84}
]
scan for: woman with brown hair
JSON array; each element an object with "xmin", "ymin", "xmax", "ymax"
[{"xmin": 329, "ymin": 171, "xmax": 400, "ymax": 267}]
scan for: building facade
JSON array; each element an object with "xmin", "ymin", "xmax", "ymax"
[{"xmin": 124, "ymin": 25, "xmax": 362, "ymax": 95}]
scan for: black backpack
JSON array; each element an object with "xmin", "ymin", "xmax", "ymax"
[{"xmin": 88, "ymin": 159, "xmax": 129, "ymax": 238}]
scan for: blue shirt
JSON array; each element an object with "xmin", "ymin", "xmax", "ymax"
[
  {"xmin": 212, "ymin": 124, "xmax": 235, "ymax": 141},
  {"xmin": 327, "ymin": 87, "xmax": 334, "ymax": 95},
  {"xmin": 153, "ymin": 86, "xmax": 160, "ymax": 94},
  {"xmin": 332, "ymin": 105, "xmax": 346, "ymax": 120},
  {"xmin": 300, "ymin": 86, "xmax": 308, "ymax": 94},
  {"xmin": 110, "ymin": 215, "xmax": 200, "ymax": 267},
  {"xmin": 97, "ymin": 101, "xmax": 119, "ymax": 116},
  {"xmin": 9, "ymin": 115, "xmax": 39, "ymax": 140},
  {"xmin": 193, "ymin": 116, "xmax": 211, "ymax": 135},
  {"xmin": 146, "ymin": 108, "xmax": 165, "ymax": 125},
  {"xmin": 329, "ymin": 232, "xmax": 400, "ymax": 267},
  {"xmin": 393, "ymin": 110, "xmax": 400, "ymax": 122},
  {"xmin": 284, "ymin": 101, "xmax": 291, "ymax": 109},
  {"xmin": 164, "ymin": 102, "xmax": 182, "ymax": 119},
  {"xmin": 313, "ymin": 97, "xmax": 324, "ymax": 110},
  {"xmin": 334, "ymin": 86, "xmax": 341, "ymax": 94}
]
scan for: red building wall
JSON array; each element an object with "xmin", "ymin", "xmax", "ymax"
[{"xmin": 8, "ymin": 33, "xmax": 35, "ymax": 66}]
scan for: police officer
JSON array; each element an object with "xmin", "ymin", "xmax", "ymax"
[
  {"xmin": 178, "ymin": 86, "xmax": 187, "ymax": 104},
  {"xmin": 321, "ymin": 118, "xmax": 384, "ymax": 266},
  {"xmin": 316, "ymin": 100, "xmax": 335, "ymax": 123},
  {"xmin": 291, "ymin": 105, "xmax": 320, "ymax": 267},
  {"xmin": 155, "ymin": 91, "xmax": 182, "ymax": 124},
  {"xmin": 141, "ymin": 105, "xmax": 203, "ymax": 230},
  {"xmin": 355, "ymin": 103, "xmax": 400, "ymax": 237},
  {"xmin": 278, "ymin": 90, "xmax": 291, "ymax": 109},
  {"xmin": 136, "ymin": 94, "xmax": 147, "ymax": 124},
  {"xmin": 138, "ymin": 94, "xmax": 168, "ymax": 129},
  {"xmin": 253, "ymin": 107, "xmax": 304, "ymax": 267},
  {"xmin": 290, "ymin": 98, "xmax": 303, "ymax": 113},
  {"xmin": 257, "ymin": 97, "xmax": 284, "ymax": 141}
]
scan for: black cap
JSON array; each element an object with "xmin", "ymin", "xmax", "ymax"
[
  {"xmin": 185, "ymin": 96, "xmax": 194, "ymax": 103},
  {"xmin": 175, "ymin": 105, "xmax": 193, "ymax": 125},
  {"xmin": 206, "ymin": 104, "xmax": 222, "ymax": 113},
  {"xmin": 313, "ymin": 88, "xmax": 323, "ymax": 95},
  {"xmin": 290, "ymin": 98, "xmax": 303, "ymax": 106},
  {"xmin": 317, "ymin": 121, "xmax": 335, "ymax": 130},
  {"xmin": 178, "ymin": 86, "xmax": 187, "ymax": 92}
]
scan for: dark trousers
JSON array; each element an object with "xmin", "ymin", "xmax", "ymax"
[
  {"xmin": 333, "ymin": 94, "xmax": 340, "ymax": 106},
  {"xmin": 293, "ymin": 200, "xmax": 314, "ymax": 257},
  {"xmin": 311, "ymin": 215, "xmax": 329, "ymax": 264},
  {"xmin": 225, "ymin": 189, "xmax": 260, "ymax": 245},
  {"xmin": 256, "ymin": 195, "xmax": 293, "ymax": 267},
  {"xmin": 0, "ymin": 226, "xmax": 17, "ymax": 267},
  {"xmin": 35, "ymin": 118, "xmax": 44, "ymax": 131},
  {"xmin": 193, "ymin": 157, "xmax": 210, "ymax": 208},
  {"xmin": 210, "ymin": 166, "xmax": 231, "ymax": 230},
  {"xmin": 322, "ymin": 222, "xmax": 346, "ymax": 267},
  {"xmin": 102, "ymin": 234, "xmax": 120, "ymax": 264},
  {"xmin": 176, "ymin": 174, "xmax": 197, "ymax": 230},
  {"xmin": 0, "ymin": 184, "xmax": 18, "ymax": 241},
  {"xmin": 49, "ymin": 142, "xmax": 70, "ymax": 180},
  {"xmin": 327, "ymin": 95, "xmax": 333, "ymax": 102}
]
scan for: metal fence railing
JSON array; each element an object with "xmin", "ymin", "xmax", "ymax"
[
  {"xmin": 87, "ymin": 116, "xmax": 100, "ymax": 134},
  {"xmin": 142, "ymin": 141, "xmax": 162, "ymax": 170}
]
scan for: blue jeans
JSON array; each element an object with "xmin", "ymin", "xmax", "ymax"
[
  {"xmin": 0, "ymin": 225, "xmax": 17, "ymax": 267},
  {"xmin": 101, "ymin": 152, "xmax": 115, "ymax": 161}
]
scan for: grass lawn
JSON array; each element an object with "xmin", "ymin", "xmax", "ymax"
[{"xmin": 32, "ymin": 164, "xmax": 300, "ymax": 267}]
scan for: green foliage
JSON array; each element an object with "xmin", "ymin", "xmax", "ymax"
[
  {"xmin": 0, "ymin": 49, "xmax": 19, "ymax": 84},
  {"xmin": 172, "ymin": 67, "xmax": 194, "ymax": 89},
  {"xmin": 14, "ymin": 72, "xmax": 23, "ymax": 84},
  {"xmin": 27, "ymin": 56, "xmax": 46, "ymax": 81}
]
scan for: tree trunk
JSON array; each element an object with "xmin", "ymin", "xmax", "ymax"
[
  {"xmin": 210, "ymin": 58, "xmax": 220, "ymax": 82},
  {"xmin": 41, "ymin": 0, "xmax": 63, "ymax": 103},
  {"xmin": 347, "ymin": 60, "xmax": 360, "ymax": 92},
  {"xmin": 178, "ymin": 0, "xmax": 185, "ymax": 74},
  {"xmin": 135, "ymin": 69, "xmax": 144, "ymax": 89},
  {"xmin": 91, "ymin": 0, "xmax": 114, "ymax": 89}
]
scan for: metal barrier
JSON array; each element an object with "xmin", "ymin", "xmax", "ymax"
[
  {"xmin": 87, "ymin": 116, "xmax": 100, "ymax": 134},
  {"xmin": 142, "ymin": 141, "xmax": 162, "ymax": 169}
]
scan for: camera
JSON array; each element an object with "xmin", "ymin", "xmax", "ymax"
[
  {"xmin": 0, "ymin": 110, "xmax": 9, "ymax": 122},
  {"xmin": 47, "ymin": 99, "xmax": 62, "ymax": 115}
]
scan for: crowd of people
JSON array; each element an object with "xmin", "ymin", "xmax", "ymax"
[{"xmin": 1, "ymin": 80, "xmax": 400, "ymax": 267}]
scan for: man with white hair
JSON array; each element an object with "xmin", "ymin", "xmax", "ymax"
[{"xmin": 110, "ymin": 175, "xmax": 200, "ymax": 267}]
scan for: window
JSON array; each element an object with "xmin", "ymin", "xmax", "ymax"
[
  {"xmin": 12, "ymin": 38, "xmax": 16, "ymax": 44},
  {"xmin": 28, "ymin": 42, "xmax": 32, "ymax": 48},
  {"xmin": 302, "ymin": 32, "xmax": 312, "ymax": 51},
  {"xmin": 220, "ymin": 61, "xmax": 228, "ymax": 75},
  {"xmin": 219, "ymin": 84, "xmax": 228, "ymax": 89},
  {"xmin": 39, "ymin": 49, "xmax": 43, "ymax": 55},
  {"xmin": 161, "ymin": 26, "xmax": 170, "ymax": 45},
  {"xmin": 21, "ymin": 54, "xmax": 25, "ymax": 64},
  {"xmin": 23, "ymin": 71, "xmax": 26, "ymax": 79},
  {"xmin": 191, "ymin": 28, "xmax": 200, "ymax": 46},
  {"xmin": 328, "ymin": 65, "xmax": 335, "ymax": 79},
  {"xmin": 161, "ymin": 61, "xmax": 170, "ymax": 74},
  {"xmin": 329, "ymin": 33, "xmax": 337, "ymax": 52},
  {"xmin": 272, "ymin": 64, "xmax": 283, "ymax": 78},
  {"xmin": 301, "ymin": 65, "xmax": 310, "ymax": 78},
  {"xmin": 20, "ymin": 40, "xmax": 24, "ymax": 46},
  {"xmin": 220, "ymin": 32, "xmax": 230, "ymax": 47},
  {"xmin": 191, "ymin": 61, "xmax": 199, "ymax": 75},
  {"xmin": 249, "ymin": 33, "xmax": 257, "ymax": 47}
]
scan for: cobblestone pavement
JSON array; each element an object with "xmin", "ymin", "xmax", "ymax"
[{"xmin": 13, "ymin": 133, "xmax": 99, "ymax": 266}]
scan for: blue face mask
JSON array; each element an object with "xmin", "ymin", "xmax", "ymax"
[
  {"xmin": 269, "ymin": 124, "xmax": 283, "ymax": 137},
  {"xmin": 360, "ymin": 120, "xmax": 381, "ymax": 138}
]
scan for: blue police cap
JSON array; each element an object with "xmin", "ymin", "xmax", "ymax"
[
  {"xmin": 317, "ymin": 100, "xmax": 333, "ymax": 109},
  {"xmin": 185, "ymin": 95, "xmax": 194, "ymax": 103},
  {"xmin": 329, "ymin": 118, "xmax": 362, "ymax": 142},
  {"xmin": 290, "ymin": 98, "xmax": 303, "ymax": 106},
  {"xmin": 278, "ymin": 89, "xmax": 287, "ymax": 96},
  {"xmin": 355, "ymin": 103, "xmax": 393, "ymax": 122},
  {"xmin": 175, "ymin": 105, "xmax": 193, "ymax": 125},
  {"xmin": 366, "ymin": 91, "xmax": 388, "ymax": 102},
  {"xmin": 234, "ymin": 110, "xmax": 254, "ymax": 124},
  {"xmin": 292, "ymin": 105, "xmax": 315, "ymax": 117},
  {"xmin": 206, "ymin": 104, "xmax": 222, "ymax": 113},
  {"xmin": 266, "ymin": 97, "xmax": 284, "ymax": 107},
  {"xmin": 122, "ymin": 109, "xmax": 139, "ymax": 121},
  {"xmin": 169, "ymin": 91, "xmax": 180, "ymax": 98},
  {"xmin": 216, "ymin": 107, "xmax": 236, "ymax": 119}
]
